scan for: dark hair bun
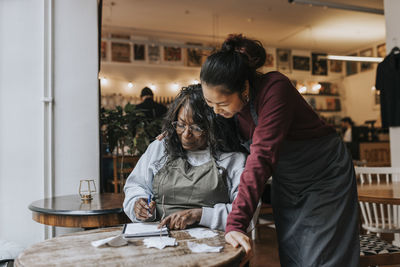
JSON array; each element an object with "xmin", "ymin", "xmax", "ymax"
[{"xmin": 221, "ymin": 34, "xmax": 266, "ymax": 69}]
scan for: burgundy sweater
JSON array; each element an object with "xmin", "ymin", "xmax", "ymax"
[{"xmin": 226, "ymin": 72, "xmax": 335, "ymax": 234}]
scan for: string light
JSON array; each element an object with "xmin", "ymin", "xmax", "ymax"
[
  {"xmin": 100, "ymin": 77, "xmax": 108, "ymax": 85},
  {"xmin": 149, "ymin": 84, "xmax": 157, "ymax": 91},
  {"xmin": 311, "ymin": 83, "xmax": 321, "ymax": 93},
  {"xmin": 171, "ymin": 82, "xmax": 180, "ymax": 91},
  {"xmin": 299, "ymin": 86, "xmax": 307, "ymax": 94}
]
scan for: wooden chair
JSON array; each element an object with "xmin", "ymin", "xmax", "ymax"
[
  {"xmin": 355, "ymin": 167, "xmax": 400, "ymax": 185},
  {"xmin": 112, "ymin": 155, "xmax": 140, "ymax": 193},
  {"xmin": 355, "ymin": 167, "xmax": 400, "ymax": 236},
  {"xmin": 356, "ymin": 167, "xmax": 400, "ymax": 266}
]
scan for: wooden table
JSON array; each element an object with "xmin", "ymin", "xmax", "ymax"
[
  {"xmin": 358, "ymin": 182, "xmax": 400, "ymax": 246},
  {"xmin": 358, "ymin": 182, "xmax": 400, "ymax": 204},
  {"xmin": 15, "ymin": 227, "xmax": 244, "ymax": 267},
  {"xmin": 29, "ymin": 193, "xmax": 130, "ymax": 228}
]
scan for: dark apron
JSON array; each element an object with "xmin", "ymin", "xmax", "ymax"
[
  {"xmin": 152, "ymin": 157, "xmax": 230, "ymax": 220},
  {"xmin": 235, "ymin": 101, "xmax": 359, "ymax": 266}
]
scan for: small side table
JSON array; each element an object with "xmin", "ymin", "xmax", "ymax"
[{"xmin": 29, "ymin": 193, "xmax": 130, "ymax": 228}]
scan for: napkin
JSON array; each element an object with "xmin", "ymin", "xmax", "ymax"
[
  {"xmin": 143, "ymin": 236, "xmax": 177, "ymax": 250},
  {"xmin": 187, "ymin": 242, "xmax": 223, "ymax": 253},
  {"xmin": 185, "ymin": 228, "xmax": 218, "ymax": 239},
  {"xmin": 91, "ymin": 235, "xmax": 128, "ymax": 248}
]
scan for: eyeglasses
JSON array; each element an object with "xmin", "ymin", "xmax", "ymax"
[{"xmin": 171, "ymin": 121, "xmax": 204, "ymax": 136}]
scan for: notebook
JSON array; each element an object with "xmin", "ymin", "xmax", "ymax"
[{"xmin": 122, "ymin": 222, "xmax": 169, "ymax": 238}]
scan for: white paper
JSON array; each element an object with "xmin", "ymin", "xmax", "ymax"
[
  {"xmin": 123, "ymin": 222, "xmax": 168, "ymax": 237},
  {"xmin": 91, "ymin": 235, "xmax": 127, "ymax": 248},
  {"xmin": 187, "ymin": 242, "xmax": 223, "ymax": 253},
  {"xmin": 185, "ymin": 228, "xmax": 218, "ymax": 239},
  {"xmin": 143, "ymin": 236, "xmax": 177, "ymax": 250}
]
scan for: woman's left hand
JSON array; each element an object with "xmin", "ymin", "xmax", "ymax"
[{"xmin": 158, "ymin": 208, "xmax": 202, "ymax": 230}]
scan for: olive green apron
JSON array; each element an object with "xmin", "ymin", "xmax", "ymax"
[{"xmin": 152, "ymin": 157, "xmax": 230, "ymax": 220}]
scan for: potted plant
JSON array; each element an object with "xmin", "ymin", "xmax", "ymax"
[{"xmin": 100, "ymin": 103, "xmax": 163, "ymax": 191}]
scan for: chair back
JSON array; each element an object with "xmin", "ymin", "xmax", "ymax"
[
  {"xmin": 355, "ymin": 167, "xmax": 400, "ymax": 235},
  {"xmin": 355, "ymin": 167, "xmax": 400, "ymax": 184}
]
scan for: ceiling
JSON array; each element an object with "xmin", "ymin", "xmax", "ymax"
[{"xmin": 101, "ymin": 0, "xmax": 385, "ymax": 54}]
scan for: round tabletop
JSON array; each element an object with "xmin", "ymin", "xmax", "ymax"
[
  {"xmin": 358, "ymin": 182, "xmax": 400, "ymax": 205},
  {"xmin": 29, "ymin": 193, "xmax": 130, "ymax": 228},
  {"xmin": 15, "ymin": 227, "xmax": 244, "ymax": 267},
  {"xmin": 29, "ymin": 193, "xmax": 125, "ymax": 215}
]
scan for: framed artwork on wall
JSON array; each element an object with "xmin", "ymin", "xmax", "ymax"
[
  {"xmin": 377, "ymin": 43, "xmax": 386, "ymax": 58},
  {"xmin": 264, "ymin": 50, "xmax": 275, "ymax": 68},
  {"xmin": 329, "ymin": 60, "xmax": 343, "ymax": 73},
  {"xmin": 293, "ymin": 55, "xmax": 310, "ymax": 71},
  {"xmin": 186, "ymin": 43, "xmax": 203, "ymax": 67},
  {"xmin": 360, "ymin": 48, "xmax": 373, "ymax": 71},
  {"xmin": 163, "ymin": 46, "xmax": 182, "ymax": 63},
  {"xmin": 346, "ymin": 53, "xmax": 358, "ymax": 76},
  {"xmin": 148, "ymin": 45, "xmax": 160, "ymax": 63},
  {"xmin": 111, "ymin": 42, "xmax": 131, "ymax": 62},
  {"xmin": 311, "ymin": 53, "xmax": 327, "ymax": 76},
  {"xmin": 276, "ymin": 49, "xmax": 292, "ymax": 73},
  {"xmin": 134, "ymin": 44, "xmax": 145, "ymax": 61},
  {"xmin": 101, "ymin": 41, "xmax": 107, "ymax": 60}
]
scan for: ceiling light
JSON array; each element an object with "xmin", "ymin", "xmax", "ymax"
[
  {"xmin": 149, "ymin": 84, "xmax": 156, "ymax": 91},
  {"xmin": 127, "ymin": 82, "xmax": 133, "ymax": 89},
  {"xmin": 171, "ymin": 82, "xmax": 180, "ymax": 91},
  {"xmin": 326, "ymin": 55, "xmax": 383, "ymax": 63},
  {"xmin": 288, "ymin": 0, "xmax": 384, "ymax": 15}
]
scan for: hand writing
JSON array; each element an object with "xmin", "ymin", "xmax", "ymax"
[
  {"xmin": 134, "ymin": 198, "xmax": 156, "ymax": 220},
  {"xmin": 158, "ymin": 208, "xmax": 202, "ymax": 230}
]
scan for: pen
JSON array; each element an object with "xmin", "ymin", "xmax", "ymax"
[{"xmin": 147, "ymin": 195, "xmax": 152, "ymax": 216}]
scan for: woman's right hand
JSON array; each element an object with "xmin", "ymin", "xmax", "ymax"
[
  {"xmin": 134, "ymin": 198, "xmax": 156, "ymax": 220},
  {"xmin": 225, "ymin": 231, "xmax": 253, "ymax": 263}
]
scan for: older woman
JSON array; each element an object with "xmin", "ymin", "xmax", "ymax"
[{"xmin": 123, "ymin": 84, "xmax": 246, "ymax": 230}]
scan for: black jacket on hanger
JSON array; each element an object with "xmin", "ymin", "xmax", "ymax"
[{"xmin": 375, "ymin": 46, "xmax": 400, "ymax": 128}]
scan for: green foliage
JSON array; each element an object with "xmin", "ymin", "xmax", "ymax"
[{"xmin": 100, "ymin": 103, "xmax": 163, "ymax": 156}]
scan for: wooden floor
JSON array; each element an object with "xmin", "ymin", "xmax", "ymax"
[
  {"xmin": 249, "ymin": 227, "xmax": 280, "ymax": 267},
  {"xmin": 249, "ymin": 226, "xmax": 400, "ymax": 267}
]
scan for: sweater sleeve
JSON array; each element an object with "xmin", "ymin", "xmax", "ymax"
[
  {"xmin": 198, "ymin": 152, "xmax": 246, "ymax": 230},
  {"xmin": 226, "ymin": 77, "xmax": 295, "ymax": 234},
  {"xmin": 123, "ymin": 140, "xmax": 166, "ymax": 222}
]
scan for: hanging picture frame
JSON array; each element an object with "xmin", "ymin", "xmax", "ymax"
[
  {"xmin": 360, "ymin": 48, "xmax": 373, "ymax": 71},
  {"xmin": 148, "ymin": 45, "xmax": 160, "ymax": 64},
  {"xmin": 377, "ymin": 43, "xmax": 386, "ymax": 58},
  {"xmin": 311, "ymin": 53, "xmax": 327, "ymax": 76},
  {"xmin": 346, "ymin": 53, "xmax": 358, "ymax": 76},
  {"xmin": 186, "ymin": 43, "xmax": 203, "ymax": 67},
  {"xmin": 264, "ymin": 49, "xmax": 275, "ymax": 68},
  {"xmin": 111, "ymin": 43, "xmax": 131, "ymax": 62},
  {"xmin": 293, "ymin": 55, "xmax": 310, "ymax": 71},
  {"xmin": 163, "ymin": 46, "xmax": 183, "ymax": 64},
  {"xmin": 276, "ymin": 49, "xmax": 291, "ymax": 73},
  {"xmin": 329, "ymin": 60, "xmax": 343, "ymax": 73},
  {"xmin": 133, "ymin": 44, "xmax": 145, "ymax": 61},
  {"xmin": 101, "ymin": 41, "xmax": 107, "ymax": 60}
]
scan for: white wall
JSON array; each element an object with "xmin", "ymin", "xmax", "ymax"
[
  {"xmin": 342, "ymin": 68, "xmax": 380, "ymax": 126},
  {"xmin": 384, "ymin": 0, "xmax": 400, "ymax": 167},
  {"xmin": 0, "ymin": 0, "xmax": 99, "ymax": 247},
  {"xmin": 0, "ymin": 0, "xmax": 45, "ymax": 247}
]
